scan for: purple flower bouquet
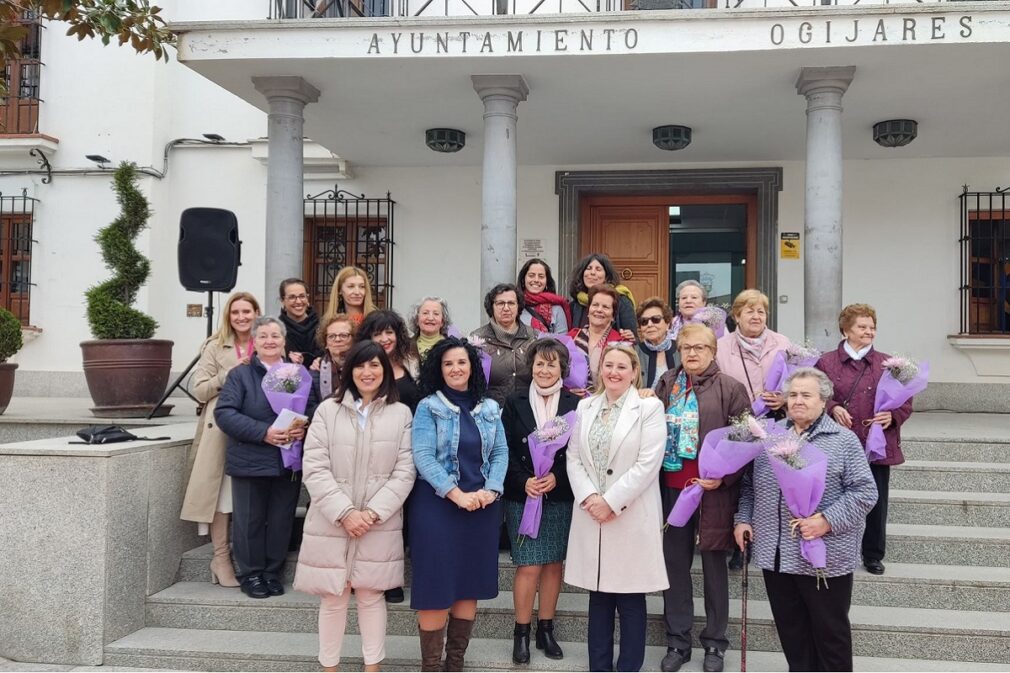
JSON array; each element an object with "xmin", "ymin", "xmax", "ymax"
[
  {"xmin": 690, "ymin": 306, "xmax": 727, "ymax": 339},
  {"xmin": 261, "ymin": 362, "xmax": 312, "ymax": 472},
  {"xmin": 752, "ymin": 351, "xmax": 788, "ymax": 417},
  {"xmin": 865, "ymin": 358, "xmax": 929, "ymax": 462},
  {"xmin": 466, "ymin": 335, "xmax": 493, "ymax": 384},
  {"xmin": 518, "ymin": 411, "xmax": 577, "ymax": 540},
  {"xmin": 767, "ymin": 434, "xmax": 828, "ymax": 572},
  {"xmin": 667, "ymin": 415, "xmax": 782, "ymax": 527}
]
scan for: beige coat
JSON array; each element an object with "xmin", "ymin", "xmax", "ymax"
[
  {"xmin": 180, "ymin": 339, "xmax": 241, "ymax": 523},
  {"xmin": 293, "ymin": 393, "xmax": 416, "ymax": 596},
  {"xmin": 564, "ymin": 389, "xmax": 669, "ymax": 594}
]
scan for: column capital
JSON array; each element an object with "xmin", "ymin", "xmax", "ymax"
[
  {"xmin": 795, "ymin": 66, "xmax": 856, "ymax": 98},
  {"xmin": 253, "ymin": 76, "xmax": 321, "ymax": 104},
  {"xmin": 472, "ymin": 75, "xmax": 529, "ymax": 103}
]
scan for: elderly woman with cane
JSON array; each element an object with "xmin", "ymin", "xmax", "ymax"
[{"xmin": 734, "ymin": 367, "xmax": 877, "ymax": 672}]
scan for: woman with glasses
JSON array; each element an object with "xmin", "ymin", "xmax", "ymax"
[
  {"xmin": 653, "ymin": 324, "xmax": 751, "ymax": 673},
  {"xmin": 311, "ymin": 314, "xmax": 355, "ymax": 399},
  {"xmin": 278, "ymin": 278, "xmax": 322, "ymax": 368},
  {"xmin": 469, "ymin": 283, "xmax": 537, "ymax": 406},
  {"xmin": 635, "ymin": 297, "xmax": 679, "ymax": 390}
]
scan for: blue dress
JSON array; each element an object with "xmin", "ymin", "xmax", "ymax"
[{"xmin": 408, "ymin": 388, "xmax": 502, "ymax": 610}]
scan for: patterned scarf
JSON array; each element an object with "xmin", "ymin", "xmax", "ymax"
[
  {"xmin": 319, "ymin": 355, "xmax": 337, "ymax": 398},
  {"xmin": 524, "ymin": 291, "xmax": 572, "ymax": 332},
  {"xmin": 735, "ymin": 329, "xmax": 768, "ymax": 362},
  {"xmin": 664, "ymin": 369, "xmax": 699, "ymax": 472}
]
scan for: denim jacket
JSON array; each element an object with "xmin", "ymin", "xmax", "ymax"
[{"xmin": 411, "ymin": 390, "xmax": 509, "ymax": 498}]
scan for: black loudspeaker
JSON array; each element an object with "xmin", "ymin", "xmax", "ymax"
[{"xmin": 178, "ymin": 208, "xmax": 241, "ymax": 292}]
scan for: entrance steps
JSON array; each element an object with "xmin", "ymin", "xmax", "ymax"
[{"xmin": 104, "ymin": 411, "xmax": 1010, "ymax": 670}]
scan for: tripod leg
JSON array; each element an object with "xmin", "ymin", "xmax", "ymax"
[{"xmin": 146, "ymin": 353, "xmax": 201, "ymax": 419}]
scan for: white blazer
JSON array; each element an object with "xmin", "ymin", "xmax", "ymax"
[{"xmin": 564, "ymin": 388, "xmax": 670, "ymax": 594}]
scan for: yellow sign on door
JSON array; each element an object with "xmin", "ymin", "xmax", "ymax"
[{"xmin": 780, "ymin": 232, "xmax": 800, "ymax": 259}]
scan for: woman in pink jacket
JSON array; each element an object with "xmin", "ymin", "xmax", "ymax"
[
  {"xmin": 294, "ymin": 341, "xmax": 416, "ymax": 671},
  {"xmin": 715, "ymin": 289, "xmax": 793, "ymax": 417}
]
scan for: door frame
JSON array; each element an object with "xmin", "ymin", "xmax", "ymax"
[{"xmin": 556, "ymin": 167, "xmax": 783, "ymax": 328}]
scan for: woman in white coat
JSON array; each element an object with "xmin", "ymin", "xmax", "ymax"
[
  {"xmin": 293, "ymin": 341, "xmax": 416, "ymax": 672},
  {"xmin": 566, "ymin": 342, "xmax": 669, "ymax": 672}
]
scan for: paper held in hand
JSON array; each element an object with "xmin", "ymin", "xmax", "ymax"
[{"xmin": 271, "ymin": 408, "xmax": 308, "ymax": 448}]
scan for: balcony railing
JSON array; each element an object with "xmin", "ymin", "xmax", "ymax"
[
  {"xmin": 0, "ymin": 14, "xmax": 42, "ymax": 135},
  {"xmin": 270, "ymin": 0, "xmax": 951, "ymax": 19}
]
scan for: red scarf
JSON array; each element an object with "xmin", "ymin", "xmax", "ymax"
[{"xmin": 524, "ymin": 292, "xmax": 572, "ymax": 332}]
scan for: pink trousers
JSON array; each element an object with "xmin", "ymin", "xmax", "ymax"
[{"xmin": 318, "ymin": 588, "xmax": 387, "ymax": 666}]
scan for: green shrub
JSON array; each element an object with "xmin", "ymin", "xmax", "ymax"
[
  {"xmin": 85, "ymin": 162, "xmax": 158, "ymax": 340},
  {"xmin": 0, "ymin": 308, "xmax": 22, "ymax": 362}
]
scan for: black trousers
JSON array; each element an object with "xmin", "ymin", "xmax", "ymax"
[
  {"xmin": 763, "ymin": 570, "xmax": 854, "ymax": 672},
  {"xmin": 231, "ymin": 474, "xmax": 301, "ymax": 581},
  {"xmin": 862, "ymin": 464, "xmax": 890, "ymax": 562},
  {"xmin": 661, "ymin": 486, "xmax": 730, "ymax": 652},
  {"xmin": 587, "ymin": 591, "xmax": 647, "ymax": 672}
]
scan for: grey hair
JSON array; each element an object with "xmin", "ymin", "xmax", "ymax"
[
  {"xmin": 253, "ymin": 315, "xmax": 286, "ymax": 338},
  {"xmin": 676, "ymin": 279, "xmax": 708, "ymax": 302},
  {"xmin": 783, "ymin": 366, "xmax": 834, "ymax": 402},
  {"xmin": 408, "ymin": 296, "xmax": 452, "ymax": 337}
]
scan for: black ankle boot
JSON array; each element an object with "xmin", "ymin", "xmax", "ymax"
[
  {"xmin": 512, "ymin": 622, "xmax": 531, "ymax": 664},
  {"xmin": 535, "ymin": 618, "xmax": 564, "ymax": 660}
]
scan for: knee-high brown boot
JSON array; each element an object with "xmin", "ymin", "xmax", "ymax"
[
  {"xmin": 209, "ymin": 511, "xmax": 239, "ymax": 587},
  {"xmin": 418, "ymin": 626, "xmax": 445, "ymax": 672},
  {"xmin": 443, "ymin": 615, "xmax": 474, "ymax": 672}
]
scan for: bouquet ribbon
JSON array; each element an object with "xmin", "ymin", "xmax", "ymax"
[
  {"xmin": 767, "ymin": 440, "xmax": 828, "ymax": 571},
  {"xmin": 863, "ymin": 361, "xmax": 929, "ymax": 462},
  {"xmin": 666, "ymin": 421, "xmax": 783, "ymax": 527},
  {"xmin": 518, "ymin": 411, "xmax": 577, "ymax": 539},
  {"xmin": 261, "ymin": 363, "xmax": 313, "ymax": 472}
]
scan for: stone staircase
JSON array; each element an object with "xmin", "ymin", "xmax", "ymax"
[{"xmin": 104, "ymin": 413, "xmax": 1010, "ymax": 671}]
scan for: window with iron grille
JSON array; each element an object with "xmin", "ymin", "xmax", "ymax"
[
  {"xmin": 0, "ymin": 190, "xmax": 36, "ymax": 324},
  {"xmin": 303, "ymin": 188, "xmax": 395, "ymax": 315},
  {"xmin": 0, "ymin": 12, "xmax": 42, "ymax": 135},
  {"xmin": 959, "ymin": 188, "xmax": 1010, "ymax": 335}
]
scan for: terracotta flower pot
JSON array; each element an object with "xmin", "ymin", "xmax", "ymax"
[
  {"xmin": 0, "ymin": 362, "xmax": 17, "ymax": 415},
  {"xmin": 80, "ymin": 339, "xmax": 174, "ymax": 418}
]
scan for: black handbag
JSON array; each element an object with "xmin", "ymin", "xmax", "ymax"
[{"xmin": 70, "ymin": 425, "xmax": 170, "ymax": 445}]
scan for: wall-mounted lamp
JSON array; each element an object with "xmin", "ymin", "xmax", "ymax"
[
  {"xmin": 425, "ymin": 128, "xmax": 466, "ymax": 153},
  {"xmin": 873, "ymin": 119, "xmax": 918, "ymax": 148},
  {"xmin": 85, "ymin": 154, "xmax": 111, "ymax": 167},
  {"xmin": 652, "ymin": 125, "xmax": 693, "ymax": 151}
]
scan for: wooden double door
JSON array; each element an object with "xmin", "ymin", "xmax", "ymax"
[{"xmin": 580, "ymin": 194, "xmax": 757, "ymax": 307}]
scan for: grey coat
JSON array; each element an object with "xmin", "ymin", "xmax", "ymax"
[{"xmin": 735, "ymin": 414, "xmax": 877, "ymax": 578}]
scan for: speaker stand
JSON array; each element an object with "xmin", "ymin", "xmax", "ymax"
[{"xmin": 146, "ymin": 292, "xmax": 216, "ymax": 420}]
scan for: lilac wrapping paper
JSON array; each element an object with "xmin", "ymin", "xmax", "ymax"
[
  {"xmin": 865, "ymin": 361, "xmax": 929, "ymax": 462},
  {"xmin": 446, "ymin": 325, "xmax": 462, "ymax": 338},
  {"xmin": 536, "ymin": 333, "xmax": 589, "ymax": 390},
  {"xmin": 518, "ymin": 411, "xmax": 578, "ymax": 539},
  {"xmin": 261, "ymin": 363, "xmax": 313, "ymax": 472},
  {"xmin": 752, "ymin": 351, "xmax": 788, "ymax": 417},
  {"xmin": 688, "ymin": 306, "xmax": 727, "ymax": 339},
  {"xmin": 768, "ymin": 441, "xmax": 828, "ymax": 569},
  {"xmin": 666, "ymin": 419, "xmax": 783, "ymax": 527},
  {"xmin": 479, "ymin": 350, "xmax": 492, "ymax": 384}
]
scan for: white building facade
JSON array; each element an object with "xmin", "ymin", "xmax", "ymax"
[{"xmin": 2, "ymin": 0, "xmax": 1009, "ymax": 406}]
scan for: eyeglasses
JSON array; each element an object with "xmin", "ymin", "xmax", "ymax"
[
  {"xmin": 285, "ymin": 294, "xmax": 308, "ymax": 302},
  {"xmin": 326, "ymin": 333, "xmax": 352, "ymax": 342},
  {"xmin": 638, "ymin": 315, "xmax": 665, "ymax": 326},
  {"xmin": 493, "ymin": 301, "xmax": 518, "ymax": 309},
  {"xmin": 679, "ymin": 344, "xmax": 711, "ymax": 354}
]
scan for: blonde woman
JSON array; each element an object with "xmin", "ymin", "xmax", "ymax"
[
  {"xmin": 565, "ymin": 343, "xmax": 668, "ymax": 672},
  {"xmin": 180, "ymin": 291, "xmax": 261, "ymax": 587},
  {"xmin": 326, "ymin": 266, "xmax": 376, "ymax": 326}
]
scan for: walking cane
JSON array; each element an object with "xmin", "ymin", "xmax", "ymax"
[{"xmin": 741, "ymin": 531, "xmax": 752, "ymax": 673}]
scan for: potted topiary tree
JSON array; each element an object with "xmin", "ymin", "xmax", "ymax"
[
  {"xmin": 80, "ymin": 162, "xmax": 174, "ymax": 417},
  {"xmin": 0, "ymin": 307, "xmax": 23, "ymax": 414}
]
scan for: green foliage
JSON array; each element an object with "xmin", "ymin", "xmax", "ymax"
[
  {"xmin": 85, "ymin": 162, "xmax": 158, "ymax": 339},
  {"xmin": 0, "ymin": 1, "xmax": 174, "ymax": 97},
  {"xmin": 0, "ymin": 307, "xmax": 23, "ymax": 362}
]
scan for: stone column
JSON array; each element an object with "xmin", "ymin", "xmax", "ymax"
[
  {"xmin": 252, "ymin": 76, "xmax": 320, "ymax": 301},
  {"xmin": 472, "ymin": 75, "xmax": 529, "ymax": 296},
  {"xmin": 796, "ymin": 66, "xmax": 855, "ymax": 350}
]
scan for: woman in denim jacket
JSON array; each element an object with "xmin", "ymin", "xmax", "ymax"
[{"xmin": 408, "ymin": 337, "xmax": 508, "ymax": 671}]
